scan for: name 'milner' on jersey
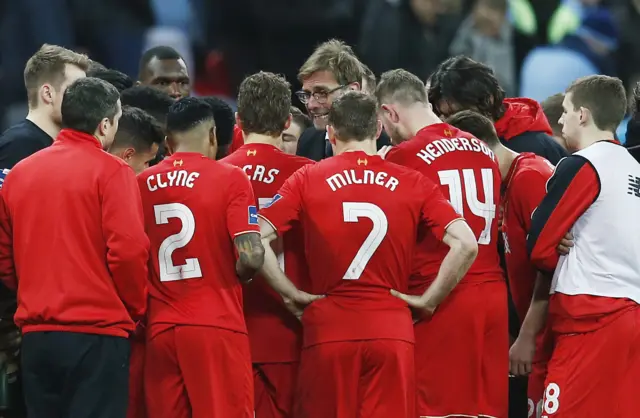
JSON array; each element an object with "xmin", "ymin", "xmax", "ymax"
[
  {"xmin": 258, "ymin": 151, "xmax": 462, "ymax": 349},
  {"xmin": 386, "ymin": 123, "xmax": 503, "ymax": 295},
  {"xmin": 137, "ymin": 152, "xmax": 260, "ymax": 340}
]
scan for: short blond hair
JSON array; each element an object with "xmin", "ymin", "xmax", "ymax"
[
  {"xmin": 298, "ymin": 39, "xmax": 363, "ymax": 86},
  {"xmin": 24, "ymin": 44, "xmax": 90, "ymax": 107}
]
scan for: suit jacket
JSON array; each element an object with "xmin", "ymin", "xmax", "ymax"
[{"xmin": 296, "ymin": 128, "xmax": 391, "ymax": 161}]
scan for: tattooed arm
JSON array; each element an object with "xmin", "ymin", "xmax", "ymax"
[{"xmin": 234, "ymin": 232, "xmax": 265, "ymax": 282}]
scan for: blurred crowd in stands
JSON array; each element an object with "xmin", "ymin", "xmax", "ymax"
[{"xmin": 1, "ymin": 0, "xmax": 638, "ymax": 139}]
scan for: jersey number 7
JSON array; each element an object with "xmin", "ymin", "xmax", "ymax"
[
  {"xmin": 342, "ymin": 202, "xmax": 388, "ymax": 281},
  {"xmin": 438, "ymin": 168, "xmax": 496, "ymax": 245}
]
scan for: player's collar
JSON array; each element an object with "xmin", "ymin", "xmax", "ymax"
[{"xmin": 57, "ymin": 129, "xmax": 102, "ymax": 149}]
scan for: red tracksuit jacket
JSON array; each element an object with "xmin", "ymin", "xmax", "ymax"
[{"xmin": 0, "ymin": 129, "xmax": 149, "ymax": 338}]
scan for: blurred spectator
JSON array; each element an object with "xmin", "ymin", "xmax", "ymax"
[
  {"xmin": 87, "ymin": 68, "xmax": 135, "ymax": 92},
  {"xmin": 541, "ymin": 93, "xmax": 567, "ymax": 149},
  {"xmin": 283, "ymin": 107, "xmax": 312, "ymax": 155},
  {"xmin": 449, "ymin": 0, "xmax": 516, "ymax": 96},
  {"xmin": 625, "ymin": 82, "xmax": 640, "ymax": 162},
  {"xmin": 358, "ymin": 0, "xmax": 462, "ymax": 80},
  {"xmin": 613, "ymin": 0, "xmax": 640, "ymax": 89},
  {"xmin": 519, "ymin": 7, "xmax": 618, "ymax": 102},
  {"xmin": 138, "ymin": 46, "xmax": 191, "ymax": 99}
]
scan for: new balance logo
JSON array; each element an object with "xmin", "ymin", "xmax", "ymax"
[{"xmin": 628, "ymin": 174, "xmax": 640, "ymax": 198}]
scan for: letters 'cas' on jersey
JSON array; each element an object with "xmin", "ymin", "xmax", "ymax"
[
  {"xmin": 258, "ymin": 151, "xmax": 462, "ymax": 348},
  {"xmin": 386, "ymin": 123, "xmax": 504, "ymax": 294},
  {"xmin": 222, "ymin": 143, "xmax": 313, "ymax": 363},
  {"xmin": 137, "ymin": 152, "xmax": 259, "ymax": 339}
]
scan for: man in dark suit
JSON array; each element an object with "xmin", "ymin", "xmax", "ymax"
[{"xmin": 295, "ymin": 40, "xmax": 390, "ymax": 161}]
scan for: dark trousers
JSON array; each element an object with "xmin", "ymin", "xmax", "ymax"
[{"xmin": 21, "ymin": 332, "xmax": 130, "ymax": 418}]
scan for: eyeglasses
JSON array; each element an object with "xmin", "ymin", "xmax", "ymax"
[{"xmin": 295, "ymin": 84, "xmax": 348, "ymax": 105}]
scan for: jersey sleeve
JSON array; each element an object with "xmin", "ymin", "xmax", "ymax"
[
  {"xmin": 258, "ymin": 168, "xmax": 306, "ymax": 235},
  {"xmin": 226, "ymin": 167, "xmax": 260, "ymax": 237},
  {"xmin": 418, "ymin": 175, "xmax": 464, "ymax": 240},
  {"xmin": 526, "ymin": 156, "xmax": 600, "ymax": 272},
  {"xmin": 511, "ymin": 168, "xmax": 551, "ymax": 232}
]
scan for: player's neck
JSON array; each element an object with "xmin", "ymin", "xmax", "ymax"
[
  {"xmin": 406, "ymin": 106, "xmax": 442, "ymax": 136},
  {"xmin": 26, "ymin": 109, "xmax": 60, "ymax": 140},
  {"xmin": 334, "ymin": 139, "xmax": 377, "ymax": 156},
  {"xmin": 576, "ymin": 129, "xmax": 614, "ymax": 150},
  {"xmin": 173, "ymin": 143, "xmax": 209, "ymax": 156},
  {"xmin": 493, "ymin": 145, "xmax": 519, "ymax": 180},
  {"xmin": 243, "ymin": 133, "xmax": 282, "ymax": 148}
]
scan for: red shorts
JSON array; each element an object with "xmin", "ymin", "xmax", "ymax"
[
  {"xmin": 254, "ymin": 362, "xmax": 298, "ymax": 418},
  {"xmin": 415, "ymin": 280, "xmax": 508, "ymax": 418},
  {"xmin": 127, "ymin": 337, "xmax": 146, "ymax": 418},
  {"xmin": 541, "ymin": 307, "xmax": 640, "ymax": 417},
  {"xmin": 144, "ymin": 325, "xmax": 253, "ymax": 418},
  {"xmin": 294, "ymin": 339, "xmax": 415, "ymax": 418},
  {"xmin": 527, "ymin": 361, "xmax": 546, "ymax": 418}
]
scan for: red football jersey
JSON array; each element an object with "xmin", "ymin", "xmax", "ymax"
[
  {"xmin": 502, "ymin": 153, "xmax": 554, "ymax": 321},
  {"xmin": 259, "ymin": 151, "xmax": 461, "ymax": 348},
  {"xmin": 137, "ymin": 152, "xmax": 259, "ymax": 339},
  {"xmin": 222, "ymin": 143, "xmax": 313, "ymax": 363},
  {"xmin": 386, "ymin": 123, "xmax": 503, "ymax": 294}
]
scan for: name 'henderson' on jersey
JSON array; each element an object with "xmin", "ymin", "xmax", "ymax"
[
  {"xmin": 386, "ymin": 123, "xmax": 503, "ymax": 293},
  {"xmin": 258, "ymin": 151, "xmax": 462, "ymax": 348},
  {"xmin": 137, "ymin": 152, "xmax": 260, "ymax": 339},
  {"xmin": 222, "ymin": 142, "xmax": 313, "ymax": 364}
]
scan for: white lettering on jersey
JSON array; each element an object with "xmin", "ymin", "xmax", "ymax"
[
  {"xmin": 147, "ymin": 170, "xmax": 200, "ymax": 192},
  {"xmin": 242, "ymin": 164, "xmax": 279, "ymax": 184},
  {"xmin": 326, "ymin": 169, "xmax": 399, "ymax": 192},
  {"xmin": 416, "ymin": 137, "xmax": 494, "ymax": 165}
]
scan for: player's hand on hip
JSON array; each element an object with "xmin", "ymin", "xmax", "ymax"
[
  {"xmin": 557, "ymin": 232, "xmax": 574, "ymax": 255},
  {"xmin": 377, "ymin": 145, "xmax": 392, "ymax": 159},
  {"xmin": 509, "ymin": 334, "xmax": 536, "ymax": 376},
  {"xmin": 283, "ymin": 291, "xmax": 324, "ymax": 321},
  {"xmin": 390, "ymin": 289, "xmax": 436, "ymax": 318}
]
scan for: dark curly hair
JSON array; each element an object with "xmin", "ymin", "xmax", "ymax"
[{"xmin": 428, "ymin": 56, "xmax": 506, "ymax": 122}]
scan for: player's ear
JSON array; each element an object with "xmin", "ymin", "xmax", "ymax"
[
  {"xmin": 284, "ymin": 113, "xmax": 292, "ymax": 130},
  {"xmin": 349, "ymin": 82, "xmax": 361, "ymax": 92},
  {"xmin": 40, "ymin": 84, "xmax": 55, "ymax": 106},
  {"xmin": 165, "ymin": 135, "xmax": 176, "ymax": 155},
  {"xmin": 122, "ymin": 147, "xmax": 135, "ymax": 161},
  {"xmin": 327, "ymin": 124, "xmax": 337, "ymax": 145},
  {"xmin": 375, "ymin": 119, "xmax": 383, "ymax": 140},
  {"xmin": 209, "ymin": 125, "xmax": 217, "ymax": 147},
  {"xmin": 235, "ymin": 112, "xmax": 243, "ymax": 132}
]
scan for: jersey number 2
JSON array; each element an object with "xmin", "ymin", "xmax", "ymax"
[
  {"xmin": 438, "ymin": 168, "xmax": 496, "ymax": 245},
  {"xmin": 154, "ymin": 203, "xmax": 202, "ymax": 282},
  {"xmin": 342, "ymin": 202, "xmax": 388, "ymax": 281}
]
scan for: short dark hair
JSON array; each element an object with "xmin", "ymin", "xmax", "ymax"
[
  {"xmin": 237, "ymin": 71, "xmax": 291, "ymax": 137},
  {"xmin": 166, "ymin": 97, "xmax": 214, "ymax": 134},
  {"xmin": 446, "ymin": 110, "xmax": 500, "ymax": 146},
  {"xmin": 112, "ymin": 106, "xmax": 164, "ymax": 152},
  {"xmin": 428, "ymin": 55, "xmax": 506, "ymax": 121},
  {"xmin": 290, "ymin": 106, "xmax": 312, "ymax": 130},
  {"xmin": 120, "ymin": 85, "xmax": 174, "ymax": 123},
  {"xmin": 376, "ymin": 69, "xmax": 428, "ymax": 105},
  {"xmin": 566, "ymin": 75, "xmax": 627, "ymax": 133},
  {"xmin": 139, "ymin": 46, "xmax": 183, "ymax": 74},
  {"xmin": 541, "ymin": 93, "xmax": 564, "ymax": 137},
  {"xmin": 201, "ymin": 97, "xmax": 235, "ymax": 147},
  {"xmin": 328, "ymin": 91, "xmax": 378, "ymax": 142},
  {"xmin": 61, "ymin": 77, "xmax": 120, "ymax": 135},
  {"xmin": 87, "ymin": 67, "xmax": 134, "ymax": 92}
]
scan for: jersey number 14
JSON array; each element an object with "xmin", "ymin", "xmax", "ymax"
[{"xmin": 438, "ymin": 168, "xmax": 496, "ymax": 245}]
